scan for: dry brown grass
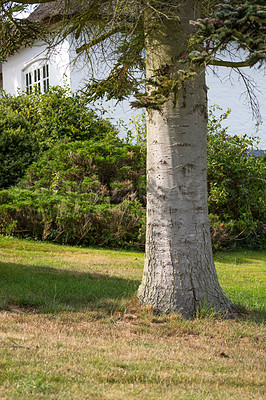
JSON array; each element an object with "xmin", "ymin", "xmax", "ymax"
[{"xmin": 0, "ymin": 302, "xmax": 265, "ymax": 400}]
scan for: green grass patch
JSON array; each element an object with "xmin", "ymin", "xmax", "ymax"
[
  {"xmin": 0, "ymin": 236, "xmax": 141, "ymax": 314},
  {"xmin": 0, "ymin": 236, "xmax": 265, "ymax": 318},
  {"xmin": 214, "ymin": 251, "xmax": 266, "ymax": 320},
  {"xmin": 0, "ymin": 236, "xmax": 265, "ymax": 400},
  {"xmin": 0, "ymin": 261, "xmax": 139, "ymax": 313}
]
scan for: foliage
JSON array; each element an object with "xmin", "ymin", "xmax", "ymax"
[
  {"xmin": 0, "ymin": 87, "xmax": 117, "ymax": 188},
  {"xmin": 190, "ymin": 1, "xmax": 266, "ymax": 67},
  {"xmin": 0, "ymin": 188, "xmax": 145, "ymax": 249},
  {"xmin": 0, "ymin": 107, "xmax": 264, "ymax": 250},
  {"xmin": 207, "ymin": 106, "xmax": 265, "ymax": 249},
  {"xmin": 0, "ymin": 2, "xmax": 42, "ymax": 60},
  {"xmin": 0, "ymin": 122, "xmax": 41, "ymax": 189},
  {"xmin": 133, "ymin": 1, "xmax": 266, "ymax": 110},
  {"xmin": 0, "ymin": 137, "xmax": 146, "ymax": 249},
  {"xmin": 21, "ymin": 136, "xmax": 146, "ymax": 205},
  {"xmin": 37, "ymin": 0, "xmax": 265, "ymax": 111}
]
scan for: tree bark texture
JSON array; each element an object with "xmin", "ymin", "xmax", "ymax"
[{"xmin": 138, "ymin": 1, "xmax": 233, "ymax": 316}]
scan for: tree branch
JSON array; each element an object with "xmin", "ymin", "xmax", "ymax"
[
  {"xmin": 76, "ymin": 24, "xmax": 132, "ymax": 54},
  {"xmin": 7, "ymin": 0, "xmax": 55, "ymax": 4},
  {"xmin": 209, "ymin": 58, "xmax": 261, "ymax": 68}
]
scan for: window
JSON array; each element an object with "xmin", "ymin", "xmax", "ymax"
[
  {"xmin": 43, "ymin": 64, "xmax": 49, "ymax": 92},
  {"xmin": 26, "ymin": 72, "xmax": 33, "ymax": 94},
  {"xmin": 0, "ymin": 63, "xmax": 3, "ymax": 90},
  {"xmin": 25, "ymin": 64, "xmax": 49, "ymax": 94},
  {"xmin": 34, "ymin": 68, "xmax": 41, "ymax": 92}
]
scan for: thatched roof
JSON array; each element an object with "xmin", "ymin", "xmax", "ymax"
[
  {"xmin": 27, "ymin": 1, "xmax": 135, "ymax": 24},
  {"xmin": 27, "ymin": 0, "xmax": 84, "ymax": 23}
]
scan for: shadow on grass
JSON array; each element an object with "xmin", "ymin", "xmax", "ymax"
[
  {"xmin": 0, "ymin": 261, "xmax": 140, "ymax": 314},
  {"xmin": 235, "ymin": 305, "xmax": 266, "ymax": 323},
  {"xmin": 1, "ymin": 261, "xmax": 265, "ymax": 322}
]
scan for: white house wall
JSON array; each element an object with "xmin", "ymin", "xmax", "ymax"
[
  {"xmin": 68, "ymin": 37, "xmax": 266, "ymax": 147},
  {"xmin": 68, "ymin": 35, "xmax": 139, "ymax": 129},
  {"xmin": 2, "ymin": 38, "xmax": 265, "ymax": 148},
  {"xmin": 3, "ymin": 39, "xmax": 71, "ymax": 95}
]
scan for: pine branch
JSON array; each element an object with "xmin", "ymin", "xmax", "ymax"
[{"xmin": 76, "ymin": 24, "xmax": 132, "ymax": 54}]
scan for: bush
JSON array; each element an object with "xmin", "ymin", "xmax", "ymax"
[
  {"xmin": 0, "ymin": 188, "xmax": 145, "ymax": 249},
  {"xmin": 21, "ymin": 137, "xmax": 146, "ymax": 206},
  {"xmin": 0, "ymin": 87, "xmax": 116, "ymax": 188},
  {"xmin": 0, "ymin": 106, "xmax": 264, "ymax": 250},
  {"xmin": 0, "ymin": 137, "xmax": 146, "ymax": 249},
  {"xmin": 0, "ymin": 125, "xmax": 41, "ymax": 189},
  {"xmin": 207, "ymin": 107, "xmax": 265, "ymax": 249}
]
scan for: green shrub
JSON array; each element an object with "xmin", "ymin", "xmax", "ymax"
[
  {"xmin": 0, "ymin": 87, "xmax": 116, "ymax": 188},
  {"xmin": 21, "ymin": 137, "xmax": 146, "ymax": 206},
  {"xmin": 0, "ymin": 125, "xmax": 41, "ymax": 188},
  {"xmin": 0, "ymin": 137, "xmax": 146, "ymax": 249},
  {"xmin": 0, "ymin": 188, "xmax": 145, "ymax": 249},
  {"xmin": 0, "ymin": 106, "xmax": 264, "ymax": 250},
  {"xmin": 207, "ymin": 107, "xmax": 265, "ymax": 249}
]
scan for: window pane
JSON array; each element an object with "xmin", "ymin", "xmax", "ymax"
[{"xmin": 25, "ymin": 64, "xmax": 49, "ymax": 95}]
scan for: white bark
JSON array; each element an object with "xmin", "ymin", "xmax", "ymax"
[{"xmin": 138, "ymin": 1, "xmax": 233, "ymax": 316}]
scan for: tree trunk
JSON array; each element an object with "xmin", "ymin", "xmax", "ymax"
[{"xmin": 138, "ymin": 1, "xmax": 233, "ymax": 317}]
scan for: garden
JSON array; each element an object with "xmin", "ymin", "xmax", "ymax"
[
  {"xmin": 0, "ymin": 89, "xmax": 265, "ymax": 251},
  {"xmin": 0, "ymin": 88, "xmax": 265, "ymax": 399}
]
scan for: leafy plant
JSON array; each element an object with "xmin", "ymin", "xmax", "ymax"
[
  {"xmin": 0, "ymin": 86, "xmax": 116, "ymax": 188},
  {"xmin": 207, "ymin": 106, "xmax": 265, "ymax": 249},
  {"xmin": 0, "ymin": 136, "xmax": 146, "ymax": 249},
  {"xmin": 0, "ymin": 105, "xmax": 264, "ymax": 250},
  {"xmin": 22, "ymin": 136, "xmax": 146, "ymax": 205}
]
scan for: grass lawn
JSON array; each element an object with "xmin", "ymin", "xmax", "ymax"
[{"xmin": 0, "ymin": 235, "xmax": 265, "ymax": 400}]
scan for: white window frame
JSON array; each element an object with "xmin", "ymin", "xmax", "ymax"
[
  {"xmin": 25, "ymin": 71, "xmax": 33, "ymax": 94},
  {"xmin": 42, "ymin": 64, "xmax": 49, "ymax": 92},
  {"xmin": 23, "ymin": 58, "xmax": 50, "ymax": 94}
]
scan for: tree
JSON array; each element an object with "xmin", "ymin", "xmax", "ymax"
[{"xmin": 1, "ymin": 0, "xmax": 265, "ymax": 316}]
